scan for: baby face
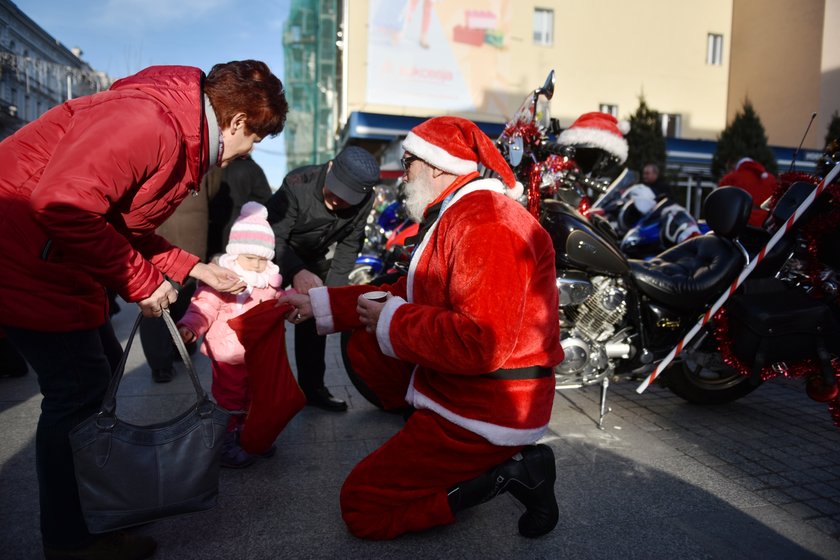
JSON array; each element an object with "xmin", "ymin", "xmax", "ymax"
[{"xmin": 236, "ymin": 254, "xmax": 269, "ymax": 272}]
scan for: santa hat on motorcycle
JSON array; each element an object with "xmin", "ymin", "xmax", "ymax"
[
  {"xmin": 402, "ymin": 116, "xmax": 524, "ymax": 199},
  {"xmin": 558, "ymin": 112, "xmax": 630, "ymax": 164}
]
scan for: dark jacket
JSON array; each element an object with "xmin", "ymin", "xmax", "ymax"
[
  {"xmin": 0, "ymin": 65, "xmax": 207, "ymax": 331},
  {"xmin": 266, "ymin": 163, "xmax": 372, "ymax": 287},
  {"xmin": 208, "ymin": 156, "xmax": 273, "ymax": 257}
]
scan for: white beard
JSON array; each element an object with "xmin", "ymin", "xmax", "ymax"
[
  {"xmin": 218, "ymin": 253, "xmax": 280, "ymax": 289},
  {"xmin": 403, "ymin": 177, "xmax": 440, "ymax": 223}
]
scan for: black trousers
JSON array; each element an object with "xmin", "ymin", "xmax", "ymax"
[
  {"xmin": 5, "ymin": 322, "xmax": 122, "ymax": 548},
  {"xmin": 294, "ymin": 316, "xmax": 327, "ymax": 393},
  {"xmin": 294, "ymin": 259, "xmax": 332, "ymax": 394},
  {"xmin": 138, "ymin": 278, "xmax": 197, "ymax": 370}
]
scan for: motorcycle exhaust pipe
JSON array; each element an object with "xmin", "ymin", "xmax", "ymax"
[{"xmin": 605, "ymin": 342, "xmax": 632, "ymax": 360}]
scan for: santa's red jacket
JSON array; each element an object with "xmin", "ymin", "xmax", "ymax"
[
  {"xmin": 0, "ymin": 66, "xmax": 208, "ymax": 331},
  {"xmin": 311, "ymin": 179, "xmax": 564, "ymax": 445}
]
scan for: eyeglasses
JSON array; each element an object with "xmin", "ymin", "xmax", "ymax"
[{"xmin": 401, "ymin": 154, "xmax": 420, "ymax": 171}]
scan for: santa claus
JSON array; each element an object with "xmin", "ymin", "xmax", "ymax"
[{"xmin": 279, "ymin": 116, "xmax": 564, "ymax": 540}]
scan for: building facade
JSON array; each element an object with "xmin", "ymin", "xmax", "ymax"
[
  {"xmin": 0, "ymin": 0, "xmax": 109, "ymax": 139},
  {"xmin": 284, "ymin": 0, "xmax": 838, "ymax": 186}
]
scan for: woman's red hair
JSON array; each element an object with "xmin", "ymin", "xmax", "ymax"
[{"xmin": 205, "ymin": 60, "xmax": 288, "ymax": 138}]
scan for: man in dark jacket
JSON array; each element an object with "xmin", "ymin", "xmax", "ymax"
[{"xmin": 267, "ymin": 146, "xmax": 379, "ymax": 411}]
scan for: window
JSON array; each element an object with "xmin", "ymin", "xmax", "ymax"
[
  {"xmin": 599, "ymin": 104, "xmax": 618, "ymax": 117},
  {"xmin": 706, "ymin": 33, "xmax": 723, "ymax": 65},
  {"xmin": 660, "ymin": 113, "xmax": 682, "ymax": 138},
  {"xmin": 533, "ymin": 8, "xmax": 554, "ymax": 46}
]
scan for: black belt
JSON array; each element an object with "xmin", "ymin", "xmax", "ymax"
[{"xmin": 481, "ymin": 366, "xmax": 553, "ymax": 380}]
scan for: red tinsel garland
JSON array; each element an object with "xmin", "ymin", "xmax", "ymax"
[{"xmin": 712, "ymin": 307, "xmax": 840, "ymax": 426}]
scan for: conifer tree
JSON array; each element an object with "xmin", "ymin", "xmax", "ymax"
[
  {"xmin": 711, "ymin": 99, "xmax": 777, "ymax": 179},
  {"xmin": 626, "ymin": 96, "xmax": 666, "ymax": 174},
  {"xmin": 825, "ymin": 110, "xmax": 840, "ymax": 147}
]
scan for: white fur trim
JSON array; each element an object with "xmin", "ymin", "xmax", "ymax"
[
  {"xmin": 507, "ymin": 181, "xmax": 524, "ymax": 200},
  {"xmin": 309, "ymin": 286, "xmax": 335, "ymax": 335},
  {"xmin": 402, "ymin": 132, "xmax": 478, "ymax": 176},
  {"xmin": 405, "ymin": 374, "xmax": 548, "ymax": 445},
  {"xmin": 376, "ymin": 296, "xmax": 405, "ymax": 359},
  {"xmin": 558, "ymin": 127, "xmax": 628, "ymax": 163},
  {"xmin": 406, "ymin": 178, "xmax": 506, "ymax": 302}
]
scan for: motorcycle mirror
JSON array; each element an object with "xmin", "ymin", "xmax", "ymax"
[
  {"xmin": 536, "ymin": 70, "xmax": 555, "ymax": 101},
  {"xmin": 508, "ymin": 136, "xmax": 524, "ymax": 167}
]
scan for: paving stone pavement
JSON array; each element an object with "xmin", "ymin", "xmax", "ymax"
[{"xmin": 1, "ymin": 301, "xmax": 839, "ymax": 559}]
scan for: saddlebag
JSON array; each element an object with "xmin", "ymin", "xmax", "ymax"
[{"xmin": 726, "ymin": 279, "xmax": 840, "ymax": 375}]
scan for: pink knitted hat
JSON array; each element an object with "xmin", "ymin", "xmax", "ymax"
[{"xmin": 225, "ymin": 201, "xmax": 275, "ymax": 259}]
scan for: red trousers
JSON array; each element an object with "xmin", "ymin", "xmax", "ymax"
[
  {"xmin": 339, "ymin": 330, "xmax": 522, "ymax": 540},
  {"xmin": 211, "ymin": 360, "xmax": 249, "ymax": 430}
]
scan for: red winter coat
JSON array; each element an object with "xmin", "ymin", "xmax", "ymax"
[{"xmin": 0, "ymin": 66, "xmax": 208, "ymax": 331}]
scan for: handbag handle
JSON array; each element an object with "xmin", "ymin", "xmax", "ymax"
[{"xmin": 99, "ymin": 310, "xmax": 211, "ymax": 418}]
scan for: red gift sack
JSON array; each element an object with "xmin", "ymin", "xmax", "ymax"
[{"xmin": 228, "ymin": 301, "xmax": 306, "ymax": 454}]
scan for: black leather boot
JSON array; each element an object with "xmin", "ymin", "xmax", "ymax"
[{"xmin": 447, "ymin": 443, "xmax": 559, "ymax": 538}]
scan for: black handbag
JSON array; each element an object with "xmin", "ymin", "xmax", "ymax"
[{"xmin": 69, "ymin": 310, "xmax": 230, "ymax": 534}]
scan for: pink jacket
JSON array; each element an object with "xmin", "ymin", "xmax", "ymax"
[{"xmin": 178, "ymin": 285, "xmax": 282, "ymax": 364}]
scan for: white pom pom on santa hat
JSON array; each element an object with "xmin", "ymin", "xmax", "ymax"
[
  {"xmin": 402, "ymin": 116, "xmax": 521, "ymax": 198},
  {"xmin": 558, "ymin": 112, "xmax": 630, "ymax": 164}
]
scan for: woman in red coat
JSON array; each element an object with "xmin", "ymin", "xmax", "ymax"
[{"xmin": 0, "ymin": 60, "xmax": 287, "ymax": 559}]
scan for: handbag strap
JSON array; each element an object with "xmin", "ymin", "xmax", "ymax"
[{"xmin": 100, "ymin": 310, "xmax": 210, "ymax": 417}]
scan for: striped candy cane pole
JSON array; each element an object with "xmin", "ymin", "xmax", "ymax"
[{"xmin": 636, "ymin": 163, "xmax": 840, "ymax": 394}]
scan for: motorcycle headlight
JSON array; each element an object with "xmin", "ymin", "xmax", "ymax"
[{"xmin": 556, "ymin": 272, "xmax": 594, "ymax": 306}]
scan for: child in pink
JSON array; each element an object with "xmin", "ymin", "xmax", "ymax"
[{"xmin": 178, "ymin": 201, "xmax": 286, "ymax": 468}]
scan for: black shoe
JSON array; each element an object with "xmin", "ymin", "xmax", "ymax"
[
  {"xmin": 504, "ymin": 444, "xmax": 559, "ymax": 538},
  {"xmin": 44, "ymin": 532, "xmax": 157, "ymax": 560},
  {"xmin": 152, "ymin": 367, "xmax": 175, "ymax": 383},
  {"xmin": 304, "ymin": 387, "xmax": 348, "ymax": 412}
]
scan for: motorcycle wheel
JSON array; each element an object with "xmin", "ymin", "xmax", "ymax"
[
  {"xmin": 339, "ymin": 330, "xmax": 385, "ymax": 409},
  {"xmin": 663, "ymin": 358, "xmax": 762, "ymax": 405}
]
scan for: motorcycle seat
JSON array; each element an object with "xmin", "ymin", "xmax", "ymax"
[
  {"xmin": 629, "ymin": 237, "xmax": 745, "ymax": 310},
  {"xmin": 627, "ymin": 187, "xmax": 752, "ymax": 311}
]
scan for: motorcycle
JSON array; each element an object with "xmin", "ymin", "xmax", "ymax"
[
  {"xmin": 349, "ymin": 184, "xmax": 417, "ymax": 285},
  {"xmin": 502, "ymin": 71, "xmax": 840, "ymax": 428},
  {"xmin": 587, "ymin": 182, "xmax": 709, "ymax": 259}
]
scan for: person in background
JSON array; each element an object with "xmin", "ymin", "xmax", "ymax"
[
  {"xmin": 641, "ymin": 162, "xmax": 675, "ymax": 202},
  {"xmin": 279, "ymin": 117, "xmax": 563, "ymax": 540},
  {"xmin": 0, "ymin": 60, "xmax": 287, "ymax": 560},
  {"xmin": 178, "ymin": 202, "xmax": 287, "ymax": 469},
  {"xmin": 207, "ymin": 155, "xmax": 274, "ymax": 259},
  {"xmin": 266, "ymin": 146, "xmax": 380, "ymax": 412},
  {"xmin": 139, "ymin": 166, "xmax": 223, "ymax": 383},
  {"xmin": 718, "ymin": 157, "xmax": 778, "ymax": 227}
]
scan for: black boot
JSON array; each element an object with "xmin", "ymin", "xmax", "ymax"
[{"xmin": 447, "ymin": 444, "xmax": 559, "ymax": 538}]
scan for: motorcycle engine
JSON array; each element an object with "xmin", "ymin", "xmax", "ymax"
[{"xmin": 556, "ymin": 275, "xmax": 628, "ymax": 387}]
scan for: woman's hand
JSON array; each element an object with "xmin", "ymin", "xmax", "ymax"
[
  {"xmin": 276, "ymin": 292, "xmax": 312, "ymax": 324},
  {"xmin": 189, "ymin": 262, "xmax": 246, "ymax": 294},
  {"xmin": 138, "ymin": 281, "xmax": 177, "ymax": 317}
]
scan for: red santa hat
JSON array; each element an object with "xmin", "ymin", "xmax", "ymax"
[
  {"xmin": 402, "ymin": 116, "xmax": 524, "ymax": 199},
  {"xmin": 226, "ymin": 201, "xmax": 275, "ymax": 259},
  {"xmin": 558, "ymin": 112, "xmax": 630, "ymax": 164}
]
